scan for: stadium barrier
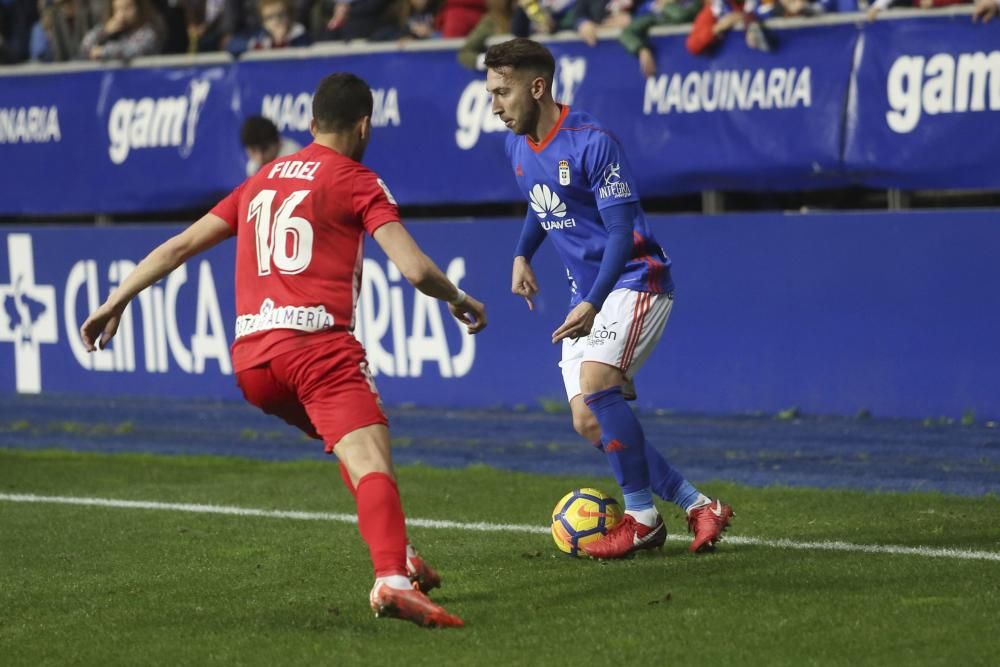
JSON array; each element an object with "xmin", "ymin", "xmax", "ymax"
[
  {"xmin": 3, "ymin": 210, "xmax": 999, "ymax": 419},
  {"xmin": 0, "ymin": 10, "xmax": 998, "ymax": 215}
]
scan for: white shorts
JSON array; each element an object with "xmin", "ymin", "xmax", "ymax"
[{"xmin": 560, "ymin": 289, "xmax": 674, "ymax": 402}]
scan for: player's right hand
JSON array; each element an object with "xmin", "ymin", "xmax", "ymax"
[
  {"xmin": 80, "ymin": 301, "xmax": 125, "ymax": 352},
  {"xmin": 449, "ymin": 294, "xmax": 487, "ymax": 334},
  {"xmin": 512, "ymin": 257, "xmax": 539, "ymax": 311}
]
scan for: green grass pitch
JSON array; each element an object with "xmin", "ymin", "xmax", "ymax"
[{"xmin": 1, "ymin": 449, "xmax": 999, "ymax": 665}]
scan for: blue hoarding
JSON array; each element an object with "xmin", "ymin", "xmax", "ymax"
[
  {"xmin": 3, "ymin": 210, "xmax": 999, "ymax": 419},
  {"xmin": 2, "ymin": 14, "xmax": 998, "ymax": 215}
]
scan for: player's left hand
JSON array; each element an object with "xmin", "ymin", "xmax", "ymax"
[
  {"xmin": 80, "ymin": 301, "xmax": 126, "ymax": 352},
  {"xmin": 551, "ymin": 302, "xmax": 597, "ymax": 344}
]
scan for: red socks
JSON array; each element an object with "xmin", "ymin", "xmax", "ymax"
[{"xmin": 354, "ymin": 472, "xmax": 407, "ymax": 578}]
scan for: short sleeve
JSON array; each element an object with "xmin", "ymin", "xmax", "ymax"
[
  {"xmin": 583, "ymin": 130, "xmax": 641, "ymax": 212},
  {"xmin": 209, "ymin": 181, "xmax": 246, "ymax": 234},
  {"xmin": 353, "ymin": 169, "xmax": 401, "ymax": 235}
]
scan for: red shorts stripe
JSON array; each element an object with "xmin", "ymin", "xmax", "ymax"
[
  {"xmin": 621, "ymin": 292, "xmax": 652, "ymax": 371},
  {"xmin": 620, "ymin": 291, "xmax": 644, "ymax": 370}
]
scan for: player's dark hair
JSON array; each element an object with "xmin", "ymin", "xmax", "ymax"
[
  {"xmin": 239, "ymin": 116, "xmax": 280, "ymax": 150},
  {"xmin": 312, "ymin": 73, "xmax": 374, "ymax": 133},
  {"xmin": 484, "ymin": 38, "xmax": 555, "ymax": 87}
]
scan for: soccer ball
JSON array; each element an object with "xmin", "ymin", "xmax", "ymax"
[{"xmin": 551, "ymin": 488, "xmax": 623, "ymax": 556}]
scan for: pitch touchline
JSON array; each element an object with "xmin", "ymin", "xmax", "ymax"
[{"xmin": 2, "ymin": 493, "xmax": 998, "ymax": 563}]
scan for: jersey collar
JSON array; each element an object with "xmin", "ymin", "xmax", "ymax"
[{"xmin": 527, "ymin": 104, "xmax": 570, "ymax": 154}]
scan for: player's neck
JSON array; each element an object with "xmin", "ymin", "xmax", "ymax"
[
  {"xmin": 530, "ymin": 101, "xmax": 563, "ymax": 144},
  {"xmin": 313, "ymin": 133, "xmax": 360, "ymax": 162}
]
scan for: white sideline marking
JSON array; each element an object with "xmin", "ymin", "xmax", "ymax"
[{"xmin": 2, "ymin": 493, "xmax": 999, "ymax": 563}]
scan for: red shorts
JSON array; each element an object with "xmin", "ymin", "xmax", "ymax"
[{"xmin": 236, "ymin": 333, "xmax": 387, "ymax": 453}]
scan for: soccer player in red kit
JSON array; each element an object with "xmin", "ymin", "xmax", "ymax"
[{"xmin": 80, "ymin": 72, "xmax": 485, "ymax": 629}]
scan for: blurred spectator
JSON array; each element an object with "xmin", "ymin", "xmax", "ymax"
[
  {"xmin": 181, "ymin": 0, "xmax": 226, "ymax": 51},
  {"xmin": 79, "ymin": 0, "xmax": 164, "ymax": 59},
  {"xmin": 318, "ymin": 0, "xmax": 399, "ymax": 40},
  {"xmin": 154, "ymin": 0, "xmax": 189, "ymax": 52},
  {"xmin": 867, "ymin": 0, "xmax": 967, "ymax": 20},
  {"xmin": 368, "ymin": 0, "xmax": 440, "ymax": 40},
  {"xmin": 775, "ymin": 0, "xmax": 828, "ymax": 15},
  {"xmin": 687, "ymin": 0, "xmax": 772, "ymax": 56},
  {"xmin": 576, "ymin": 0, "xmax": 634, "ymax": 46},
  {"xmin": 30, "ymin": 0, "xmax": 100, "ymax": 61},
  {"xmin": 247, "ymin": 0, "xmax": 310, "ymax": 46},
  {"xmin": 402, "ymin": 0, "xmax": 441, "ymax": 39},
  {"xmin": 512, "ymin": 0, "xmax": 568, "ymax": 39},
  {"xmin": 457, "ymin": 0, "xmax": 511, "ymax": 68},
  {"xmin": 973, "ymin": 0, "xmax": 998, "ymax": 19},
  {"xmin": 619, "ymin": 0, "xmax": 699, "ymax": 78},
  {"xmin": 240, "ymin": 115, "xmax": 301, "ymax": 176},
  {"xmin": 1, "ymin": 0, "xmax": 39, "ymax": 62},
  {"xmin": 512, "ymin": 0, "xmax": 636, "ymax": 47},
  {"xmin": 401, "ymin": 0, "xmax": 441, "ymax": 39},
  {"xmin": 220, "ymin": 0, "xmax": 259, "ymax": 52},
  {"xmin": 435, "ymin": 0, "xmax": 483, "ymax": 36}
]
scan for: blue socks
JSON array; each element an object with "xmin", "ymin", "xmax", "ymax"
[
  {"xmin": 585, "ymin": 386, "xmax": 652, "ymax": 511},
  {"xmin": 645, "ymin": 444, "xmax": 702, "ymax": 512},
  {"xmin": 585, "ymin": 385, "xmax": 702, "ymax": 513}
]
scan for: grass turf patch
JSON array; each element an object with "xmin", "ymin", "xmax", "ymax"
[{"xmin": 1, "ymin": 448, "xmax": 999, "ymax": 665}]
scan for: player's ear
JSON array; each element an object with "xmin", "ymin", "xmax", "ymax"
[
  {"xmin": 359, "ymin": 115, "xmax": 372, "ymax": 140},
  {"xmin": 309, "ymin": 118, "xmax": 318, "ymax": 137},
  {"xmin": 531, "ymin": 75, "xmax": 547, "ymax": 101}
]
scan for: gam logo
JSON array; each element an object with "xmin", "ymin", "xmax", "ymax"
[
  {"xmin": 107, "ymin": 79, "xmax": 211, "ymax": 164},
  {"xmin": 885, "ymin": 51, "xmax": 1000, "ymax": 134}
]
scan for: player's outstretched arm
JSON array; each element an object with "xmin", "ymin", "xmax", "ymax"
[
  {"xmin": 80, "ymin": 214, "xmax": 233, "ymax": 351},
  {"xmin": 373, "ymin": 222, "xmax": 487, "ymax": 334}
]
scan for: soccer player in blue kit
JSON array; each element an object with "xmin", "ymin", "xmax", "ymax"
[{"xmin": 485, "ymin": 38, "xmax": 734, "ymax": 558}]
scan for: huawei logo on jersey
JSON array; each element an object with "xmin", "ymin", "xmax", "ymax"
[{"xmin": 530, "ymin": 183, "xmax": 567, "ymax": 219}]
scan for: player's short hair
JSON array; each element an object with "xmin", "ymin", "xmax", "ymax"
[
  {"xmin": 239, "ymin": 116, "xmax": 281, "ymax": 150},
  {"xmin": 484, "ymin": 38, "xmax": 555, "ymax": 87},
  {"xmin": 312, "ymin": 73, "xmax": 374, "ymax": 133}
]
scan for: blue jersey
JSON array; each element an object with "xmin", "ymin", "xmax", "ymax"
[{"xmin": 506, "ymin": 106, "xmax": 673, "ymax": 307}]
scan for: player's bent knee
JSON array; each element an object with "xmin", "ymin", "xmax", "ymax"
[
  {"xmin": 332, "ymin": 424, "xmax": 395, "ymax": 485},
  {"xmin": 571, "ymin": 413, "xmax": 602, "ymax": 445}
]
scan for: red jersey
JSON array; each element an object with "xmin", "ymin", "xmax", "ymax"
[{"xmin": 210, "ymin": 142, "xmax": 400, "ymax": 373}]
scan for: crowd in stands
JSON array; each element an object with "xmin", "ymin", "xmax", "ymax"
[{"xmin": 0, "ymin": 0, "xmax": 995, "ymax": 73}]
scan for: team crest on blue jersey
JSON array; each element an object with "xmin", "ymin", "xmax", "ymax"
[
  {"xmin": 599, "ymin": 162, "xmax": 632, "ymax": 200},
  {"xmin": 558, "ymin": 160, "xmax": 571, "ymax": 186}
]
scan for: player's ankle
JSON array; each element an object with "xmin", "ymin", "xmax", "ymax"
[
  {"xmin": 375, "ymin": 574, "xmax": 412, "ymax": 590},
  {"xmin": 625, "ymin": 507, "xmax": 660, "ymax": 526},
  {"xmin": 686, "ymin": 494, "xmax": 712, "ymax": 515}
]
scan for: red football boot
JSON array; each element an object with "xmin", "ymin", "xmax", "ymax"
[
  {"xmin": 369, "ymin": 582, "xmax": 464, "ymax": 629},
  {"xmin": 687, "ymin": 499, "xmax": 734, "ymax": 553},
  {"xmin": 582, "ymin": 514, "xmax": 667, "ymax": 559},
  {"xmin": 406, "ymin": 547, "xmax": 442, "ymax": 594}
]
